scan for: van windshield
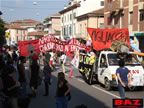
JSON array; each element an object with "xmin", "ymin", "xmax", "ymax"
[{"xmin": 107, "ymin": 53, "xmax": 141, "ymax": 66}]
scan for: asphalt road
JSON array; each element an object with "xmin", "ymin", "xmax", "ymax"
[{"xmin": 26, "ymin": 63, "xmax": 144, "ymax": 108}]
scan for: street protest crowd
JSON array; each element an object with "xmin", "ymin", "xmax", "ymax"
[
  {"xmin": 0, "ymin": 28, "xmax": 144, "ymax": 108},
  {"xmin": 0, "ymin": 46, "xmax": 89, "ymax": 108}
]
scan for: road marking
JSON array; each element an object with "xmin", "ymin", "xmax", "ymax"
[
  {"xmin": 91, "ymin": 85, "xmax": 120, "ymax": 98},
  {"xmin": 51, "ymin": 65, "xmax": 120, "ymax": 99},
  {"xmin": 65, "ymin": 73, "xmax": 120, "ymax": 99}
]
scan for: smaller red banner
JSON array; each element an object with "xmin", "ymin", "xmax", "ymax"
[{"xmin": 87, "ymin": 28, "xmax": 130, "ymax": 51}]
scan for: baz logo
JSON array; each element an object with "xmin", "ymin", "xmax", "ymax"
[{"xmin": 113, "ymin": 99, "xmax": 143, "ymax": 108}]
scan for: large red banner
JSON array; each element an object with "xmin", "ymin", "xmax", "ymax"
[
  {"xmin": 87, "ymin": 28, "xmax": 130, "ymax": 50},
  {"xmin": 18, "ymin": 34, "xmax": 90, "ymax": 56}
]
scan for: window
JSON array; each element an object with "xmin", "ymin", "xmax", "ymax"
[
  {"xmin": 74, "ymin": 23, "xmax": 76, "ymax": 35},
  {"xmin": 85, "ymin": 23, "xmax": 87, "ymax": 36},
  {"xmin": 108, "ymin": 0, "xmax": 112, "ymax": 3},
  {"xmin": 62, "ymin": 17, "xmax": 63, "ymax": 23},
  {"xmin": 73, "ymin": 13, "xmax": 76, "ymax": 19},
  {"xmin": 64, "ymin": 26, "xmax": 66, "ymax": 36},
  {"xmin": 140, "ymin": 10, "xmax": 144, "ymax": 21},
  {"xmin": 65, "ymin": 16, "xmax": 66, "ymax": 22},
  {"xmin": 101, "ymin": 1, "xmax": 104, "ymax": 6},
  {"xmin": 67, "ymin": 25, "xmax": 68, "ymax": 35},
  {"xmin": 100, "ymin": 23, "xmax": 104, "ymax": 28},
  {"xmin": 121, "ymin": 13, "xmax": 124, "ymax": 28},
  {"xmin": 62, "ymin": 27, "xmax": 63, "ymax": 36},
  {"xmin": 69, "ymin": 24, "xmax": 72, "ymax": 35},
  {"xmin": 129, "ymin": 12, "xmax": 133, "ymax": 25},
  {"xmin": 70, "ymin": 14, "xmax": 72, "ymax": 21},
  {"xmin": 113, "ymin": 15, "xmax": 117, "ymax": 25},
  {"xmin": 100, "ymin": 55, "xmax": 107, "ymax": 68},
  {"xmin": 80, "ymin": 24, "xmax": 82, "ymax": 34}
]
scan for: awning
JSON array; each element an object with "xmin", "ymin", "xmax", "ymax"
[
  {"xmin": 65, "ymin": 36, "xmax": 70, "ymax": 40},
  {"xmin": 134, "ymin": 32, "xmax": 144, "ymax": 36}
]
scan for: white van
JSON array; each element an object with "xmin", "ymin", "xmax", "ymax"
[{"xmin": 94, "ymin": 51, "xmax": 144, "ymax": 90}]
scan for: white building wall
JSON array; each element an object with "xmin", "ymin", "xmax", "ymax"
[
  {"xmin": 27, "ymin": 28, "xmax": 36, "ymax": 32},
  {"xmin": 60, "ymin": 8, "xmax": 78, "ymax": 40},
  {"xmin": 60, "ymin": 0, "xmax": 104, "ymax": 40},
  {"xmin": 77, "ymin": 0, "xmax": 104, "ymax": 17}
]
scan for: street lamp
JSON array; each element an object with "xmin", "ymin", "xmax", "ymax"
[{"xmin": 0, "ymin": 11, "xmax": 2, "ymax": 15}]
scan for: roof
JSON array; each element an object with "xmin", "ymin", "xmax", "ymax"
[
  {"xmin": 27, "ymin": 32, "xmax": 45, "ymax": 36},
  {"xmin": 77, "ymin": 8, "xmax": 104, "ymax": 19},
  {"xmin": 23, "ymin": 19, "xmax": 40, "ymax": 23},
  {"xmin": 59, "ymin": 3, "xmax": 80, "ymax": 14},
  {"xmin": 4, "ymin": 25, "xmax": 26, "ymax": 30},
  {"xmin": 89, "ymin": 8, "xmax": 104, "ymax": 15},
  {"xmin": 51, "ymin": 13, "xmax": 60, "ymax": 17},
  {"xmin": 13, "ymin": 19, "xmax": 41, "ymax": 23}
]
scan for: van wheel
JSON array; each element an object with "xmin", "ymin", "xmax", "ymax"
[{"xmin": 105, "ymin": 78, "xmax": 111, "ymax": 91}]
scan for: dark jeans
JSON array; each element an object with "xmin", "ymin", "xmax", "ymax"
[
  {"xmin": 56, "ymin": 96, "xmax": 68, "ymax": 108},
  {"xmin": 44, "ymin": 82, "xmax": 49, "ymax": 95},
  {"xmin": 118, "ymin": 81, "xmax": 128, "ymax": 99},
  {"xmin": 19, "ymin": 82, "xmax": 27, "ymax": 98},
  {"xmin": 9, "ymin": 97, "xmax": 18, "ymax": 108}
]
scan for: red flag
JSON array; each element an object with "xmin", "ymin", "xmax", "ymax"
[
  {"xmin": 18, "ymin": 39, "xmax": 40, "ymax": 56},
  {"xmin": 87, "ymin": 28, "xmax": 130, "ymax": 50}
]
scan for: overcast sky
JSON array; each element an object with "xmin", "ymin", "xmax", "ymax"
[{"xmin": 0, "ymin": 0, "xmax": 69, "ymax": 23}]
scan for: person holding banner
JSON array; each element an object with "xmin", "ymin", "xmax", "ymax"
[{"xmin": 60, "ymin": 53, "xmax": 67, "ymax": 73}]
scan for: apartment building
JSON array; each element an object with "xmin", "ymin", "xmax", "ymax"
[
  {"xmin": 59, "ymin": 2, "xmax": 80, "ymax": 40},
  {"xmin": 5, "ymin": 19, "xmax": 44, "ymax": 45},
  {"xmin": 104, "ymin": 0, "xmax": 144, "ymax": 50},
  {"xmin": 59, "ymin": 0, "xmax": 104, "ymax": 40},
  {"xmin": 5, "ymin": 25, "xmax": 27, "ymax": 46},
  {"xmin": 43, "ymin": 13, "xmax": 61, "ymax": 38},
  {"xmin": 77, "ymin": 8, "xmax": 104, "ymax": 38}
]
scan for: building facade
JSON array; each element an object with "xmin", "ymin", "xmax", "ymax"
[
  {"xmin": 104, "ymin": 0, "xmax": 144, "ymax": 50},
  {"xmin": 59, "ymin": 0, "xmax": 104, "ymax": 40},
  {"xmin": 5, "ymin": 25, "xmax": 27, "ymax": 46},
  {"xmin": 5, "ymin": 19, "xmax": 44, "ymax": 45},
  {"xmin": 44, "ymin": 13, "xmax": 61, "ymax": 36},
  {"xmin": 59, "ymin": 3, "xmax": 80, "ymax": 40},
  {"xmin": 77, "ymin": 8, "xmax": 104, "ymax": 38},
  {"xmin": 77, "ymin": 0, "xmax": 104, "ymax": 17}
]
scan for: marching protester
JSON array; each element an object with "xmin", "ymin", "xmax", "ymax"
[
  {"xmin": 3, "ymin": 65, "xmax": 20, "ymax": 108},
  {"xmin": 116, "ymin": 59, "xmax": 132, "ymax": 99},
  {"xmin": 45, "ymin": 50, "xmax": 51, "ymax": 65},
  {"xmin": 30, "ymin": 59, "xmax": 40, "ymax": 97},
  {"xmin": 17, "ymin": 56, "xmax": 27, "ymax": 98},
  {"xmin": 41, "ymin": 52, "xmax": 46, "ymax": 66},
  {"xmin": 12, "ymin": 50, "xmax": 18, "ymax": 65},
  {"xmin": 56, "ymin": 72, "xmax": 71, "ymax": 108},
  {"xmin": 43, "ymin": 61, "xmax": 52, "ymax": 96},
  {"xmin": 50, "ymin": 50, "xmax": 54, "ymax": 69},
  {"xmin": 60, "ymin": 53, "xmax": 67, "ymax": 73},
  {"xmin": 29, "ymin": 51, "xmax": 34, "ymax": 66}
]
